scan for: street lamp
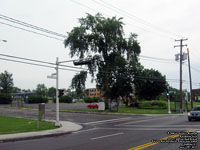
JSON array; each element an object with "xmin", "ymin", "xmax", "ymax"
[{"xmin": 0, "ymin": 39, "xmax": 7, "ymax": 43}]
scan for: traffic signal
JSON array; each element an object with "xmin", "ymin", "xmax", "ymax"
[
  {"xmin": 58, "ymin": 89, "xmax": 64, "ymax": 97},
  {"xmin": 166, "ymin": 89, "xmax": 169, "ymax": 98}
]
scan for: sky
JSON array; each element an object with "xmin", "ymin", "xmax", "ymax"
[{"xmin": 0, "ymin": 0, "xmax": 200, "ymax": 91}]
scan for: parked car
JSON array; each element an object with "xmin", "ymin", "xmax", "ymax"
[
  {"xmin": 87, "ymin": 103, "xmax": 98, "ymax": 109},
  {"xmin": 188, "ymin": 105, "xmax": 200, "ymax": 121}
]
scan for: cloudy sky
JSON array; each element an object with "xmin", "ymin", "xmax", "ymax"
[{"xmin": 0, "ymin": 0, "xmax": 200, "ymax": 91}]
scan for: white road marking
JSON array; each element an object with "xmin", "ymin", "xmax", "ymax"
[
  {"xmin": 82, "ymin": 117, "xmax": 132, "ymax": 125},
  {"xmin": 97, "ymin": 127, "xmax": 200, "ymax": 131},
  {"xmin": 90, "ymin": 132, "xmax": 124, "ymax": 140},
  {"xmin": 118, "ymin": 124, "xmax": 200, "ymax": 127},
  {"xmin": 73, "ymin": 128, "xmax": 97, "ymax": 134},
  {"xmin": 116, "ymin": 116, "xmax": 176, "ymax": 126}
]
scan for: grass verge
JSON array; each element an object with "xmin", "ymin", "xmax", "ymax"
[{"xmin": 0, "ymin": 116, "xmax": 58, "ymax": 135}]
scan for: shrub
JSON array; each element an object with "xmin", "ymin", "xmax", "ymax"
[
  {"xmin": 54, "ymin": 95, "xmax": 72, "ymax": 103},
  {"xmin": 0, "ymin": 94, "xmax": 12, "ymax": 104},
  {"xmin": 138, "ymin": 101, "xmax": 167, "ymax": 109},
  {"xmin": 84, "ymin": 97, "xmax": 100, "ymax": 103},
  {"xmin": 28, "ymin": 95, "xmax": 48, "ymax": 104}
]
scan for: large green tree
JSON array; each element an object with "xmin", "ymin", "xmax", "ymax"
[
  {"xmin": 71, "ymin": 71, "xmax": 87, "ymax": 99},
  {"xmin": 36, "ymin": 83, "xmax": 47, "ymax": 96},
  {"xmin": 65, "ymin": 13, "xmax": 140, "ymax": 109},
  {"xmin": 134, "ymin": 68, "xmax": 167, "ymax": 100},
  {"xmin": 0, "ymin": 70, "xmax": 14, "ymax": 94},
  {"xmin": 47, "ymin": 87, "xmax": 56, "ymax": 98}
]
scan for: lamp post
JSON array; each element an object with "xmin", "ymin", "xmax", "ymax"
[{"xmin": 0, "ymin": 39, "xmax": 7, "ymax": 43}]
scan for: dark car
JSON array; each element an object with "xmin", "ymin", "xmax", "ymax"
[{"xmin": 188, "ymin": 105, "xmax": 200, "ymax": 121}]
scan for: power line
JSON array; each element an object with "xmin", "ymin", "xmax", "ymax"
[
  {"xmin": 0, "ymin": 53, "xmax": 55, "ymax": 65},
  {"xmin": 0, "ymin": 21, "xmax": 64, "ymax": 41},
  {"xmin": 0, "ymin": 57, "xmax": 55, "ymax": 69},
  {"xmin": 139, "ymin": 55, "xmax": 174, "ymax": 61},
  {"xmin": 92, "ymin": 0, "xmax": 181, "ymax": 39},
  {"xmin": 0, "ymin": 57, "xmax": 81, "ymax": 72},
  {"xmin": 0, "ymin": 14, "xmax": 67, "ymax": 38},
  {"xmin": 1, "ymin": 54, "xmax": 198, "ymax": 85},
  {"xmin": 0, "ymin": 53, "xmax": 89, "ymax": 71}
]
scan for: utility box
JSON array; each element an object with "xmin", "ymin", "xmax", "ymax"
[
  {"xmin": 98, "ymin": 102, "xmax": 105, "ymax": 111},
  {"xmin": 38, "ymin": 103, "xmax": 45, "ymax": 121}
]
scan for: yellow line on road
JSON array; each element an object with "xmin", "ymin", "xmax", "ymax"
[{"xmin": 128, "ymin": 129, "xmax": 195, "ymax": 150}]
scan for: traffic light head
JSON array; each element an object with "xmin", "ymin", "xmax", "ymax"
[{"xmin": 58, "ymin": 89, "xmax": 64, "ymax": 97}]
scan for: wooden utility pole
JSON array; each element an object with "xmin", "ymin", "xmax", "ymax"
[
  {"xmin": 174, "ymin": 38, "xmax": 188, "ymax": 113},
  {"xmin": 187, "ymin": 48, "xmax": 193, "ymax": 109}
]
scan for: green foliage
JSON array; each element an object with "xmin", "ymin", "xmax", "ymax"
[
  {"xmin": 54, "ymin": 95, "xmax": 72, "ymax": 103},
  {"xmin": 0, "ymin": 70, "xmax": 14, "ymax": 94},
  {"xmin": 71, "ymin": 71, "xmax": 87, "ymax": 99},
  {"xmin": 138, "ymin": 101, "xmax": 167, "ymax": 109},
  {"xmin": 28, "ymin": 95, "xmax": 48, "ymax": 104},
  {"xmin": 84, "ymin": 97, "xmax": 100, "ymax": 103},
  {"xmin": 135, "ymin": 68, "xmax": 167, "ymax": 100},
  {"xmin": 11, "ymin": 87, "xmax": 21, "ymax": 93},
  {"xmin": 47, "ymin": 87, "xmax": 56, "ymax": 98},
  {"xmin": 36, "ymin": 84, "xmax": 47, "ymax": 96},
  {"xmin": 65, "ymin": 13, "xmax": 141, "ymax": 109},
  {"xmin": 0, "ymin": 94, "xmax": 12, "ymax": 104}
]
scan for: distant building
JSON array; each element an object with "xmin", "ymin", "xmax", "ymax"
[
  {"xmin": 192, "ymin": 89, "xmax": 200, "ymax": 101},
  {"xmin": 85, "ymin": 88, "xmax": 102, "ymax": 98}
]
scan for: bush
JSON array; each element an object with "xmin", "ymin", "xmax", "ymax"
[
  {"xmin": 84, "ymin": 97, "xmax": 100, "ymax": 103},
  {"xmin": 0, "ymin": 94, "xmax": 12, "ymax": 104},
  {"xmin": 28, "ymin": 95, "xmax": 48, "ymax": 104},
  {"xmin": 53, "ymin": 95, "xmax": 72, "ymax": 103},
  {"xmin": 138, "ymin": 101, "xmax": 167, "ymax": 109}
]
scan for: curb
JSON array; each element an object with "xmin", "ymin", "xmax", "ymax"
[
  {"xmin": 0, "ymin": 121, "xmax": 83, "ymax": 143},
  {"xmin": 0, "ymin": 131, "xmax": 72, "ymax": 143}
]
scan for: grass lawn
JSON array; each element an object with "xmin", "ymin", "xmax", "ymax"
[
  {"xmin": 0, "ymin": 116, "xmax": 58, "ymax": 135},
  {"xmin": 61, "ymin": 101, "xmax": 200, "ymax": 114},
  {"xmin": 61, "ymin": 107, "xmax": 170, "ymax": 114}
]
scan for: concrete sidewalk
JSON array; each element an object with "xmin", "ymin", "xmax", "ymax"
[{"xmin": 0, "ymin": 121, "xmax": 82, "ymax": 142}]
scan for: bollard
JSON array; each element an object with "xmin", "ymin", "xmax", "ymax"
[{"xmin": 38, "ymin": 103, "xmax": 45, "ymax": 121}]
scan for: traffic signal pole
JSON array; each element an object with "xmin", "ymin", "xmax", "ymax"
[
  {"xmin": 55, "ymin": 57, "xmax": 60, "ymax": 127},
  {"xmin": 167, "ymin": 87, "xmax": 171, "ymax": 114}
]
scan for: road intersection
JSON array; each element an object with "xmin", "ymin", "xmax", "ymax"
[{"xmin": 0, "ymin": 106, "xmax": 199, "ymax": 150}]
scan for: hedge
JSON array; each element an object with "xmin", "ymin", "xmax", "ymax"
[
  {"xmin": 28, "ymin": 95, "xmax": 48, "ymax": 104},
  {"xmin": 84, "ymin": 97, "xmax": 100, "ymax": 103},
  {"xmin": 0, "ymin": 94, "xmax": 12, "ymax": 104},
  {"xmin": 138, "ymin": 101, "xmax": 167, "ymax": 109},
  {"xmin": 53, "ymin": 95, "xmax": 72, "ymax": 103}
]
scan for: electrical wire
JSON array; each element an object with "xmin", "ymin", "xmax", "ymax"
[
  {"xmin": 0, "ymin": 14, "xmax": 67, "ymax": 38},
  {"xmin": 92, "ymin": 0, "xmax": 181, "ymax": 39},
  {"xmin": 0, "ymin": 21, "xmax": 64, "ymax": 41},
  {"xmin": 0, "ymin": 57, "xmax": 81, "ymax": 72},
  {"xmin": 0, "ymin": 53, "xmax": 55, "ymax": 65}
]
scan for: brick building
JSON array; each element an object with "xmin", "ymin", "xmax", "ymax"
[
  {"xmin": 192, "ymin": 89, "xmax": 200, "ymax": 101},
  {"xmin": 85, "ymin": 88, "xmax": 102, "ymax": 98}
]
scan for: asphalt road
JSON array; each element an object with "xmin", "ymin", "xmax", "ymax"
[{"xmin": 0, "ymin": 106, "xmax": 200, "ymax": 150}]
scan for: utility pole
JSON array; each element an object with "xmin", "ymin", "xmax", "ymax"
[
  {"xmin": 187, "ymin": 48, "xmax": 193, "ymax": 110},
  {"xmin": 174, "ymin": 38, "xmax": 188, "ymax": 113}
]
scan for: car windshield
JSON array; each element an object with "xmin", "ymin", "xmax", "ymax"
[{"xmin": 192, "ymin": 107, "xmax": 200, "ymax": 111}]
